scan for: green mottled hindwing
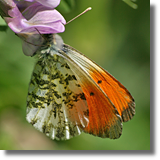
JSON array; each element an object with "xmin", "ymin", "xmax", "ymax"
[{"xmin": 26, "ymin": 35, "xmax": 89, "ymax": 140}]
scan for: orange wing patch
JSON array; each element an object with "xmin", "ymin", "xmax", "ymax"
[
  {"xmin": 89, "ymin": 69, "xmax": 135, "ymax": 122},
  {"xmin": 78, "ymin": 78, "xmax": 122, "ymax": 139}
]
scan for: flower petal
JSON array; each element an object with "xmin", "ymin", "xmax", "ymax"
[
  {"xmin": 20, "ymin": 21, "xmax": 65, "ymax": 34},
  {"xmin": 35, "ymin": 0, "xmax": 60, "ymax": 8},
  {"xmin": 0, "ymin": 0, "xmax": 16, "ymax": 17},
  {"xmin": 14, "ymin": 0, "xmax": 35, "ymax": 12},
  {"xmin": 5, "ymin": 4, "xmax": 66, "ymax": 34},
  {"xmin": 28, "ymin": 9, "xmax": 66, "ymax": 25},
  {"xmin": 4, "ymin": 5, "xmax": 27, "ymax": 33},
  {"xmin": 22, "ymin": 3, "xmax": 55, "ymax": 20}
]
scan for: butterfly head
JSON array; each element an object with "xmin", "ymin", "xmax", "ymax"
[
  {"xmin": 32, "ymin": 33, "xmax": 64, "ymax": 58},
  {"xmin": 41, "ymin": 34, "xmax": 64, "ymax": 49}
]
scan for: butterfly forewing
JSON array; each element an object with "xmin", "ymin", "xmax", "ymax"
[
  {"xmin": 62, "ymin": 44, "xmax": 135, "ymax": 122},
  {"xmin": 26, "ymin": 46, "xmax": 89, "ymax": 140}
]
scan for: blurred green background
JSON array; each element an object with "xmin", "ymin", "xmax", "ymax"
[{"xmin": 0, "ymin": 0, "xmax": 150, "ymax": 150}]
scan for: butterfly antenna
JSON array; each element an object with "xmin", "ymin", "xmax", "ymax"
[{"xmin": 65, "ymin": 7, "xmax": 92, "ymax": 25}]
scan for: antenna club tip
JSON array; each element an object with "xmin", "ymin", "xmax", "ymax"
[{"xmin": 87, "ymin": 7, "xmax": 92, "ymax": 10}]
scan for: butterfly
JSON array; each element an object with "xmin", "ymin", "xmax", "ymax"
[{"xmin": 26, "ymin": 34, "xmax": 135, "ymax": 140}]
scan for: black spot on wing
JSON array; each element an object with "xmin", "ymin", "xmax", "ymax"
[
  {"xmin": 97, "ymin": 80, "xmax": 102, "ymax": 84},
  {"xmin": 90, "ymin": 92, "xmax": 94, "ymax": 96}
]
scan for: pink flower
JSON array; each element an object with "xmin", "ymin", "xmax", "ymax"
[
  {"xmin": 1, "ymin": 0, "xmax": 66, "ymax": 34},
  {"xmin": 0, "ymin": 0, "xmax": 66, "ymax": 56}
]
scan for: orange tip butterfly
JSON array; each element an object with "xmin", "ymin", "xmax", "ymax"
[{"xmin": 26, "ymin": 8, "xmax": 135, "ymax": 140}]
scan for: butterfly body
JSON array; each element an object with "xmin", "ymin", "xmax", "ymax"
[{"xmin": 26, "ymin": 34, "xmax": 135, "ymax": 140}]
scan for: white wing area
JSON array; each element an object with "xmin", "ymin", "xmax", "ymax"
[{"xmin": 26, "ymin": 52, "xmax": 89, "ymax": 140}]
